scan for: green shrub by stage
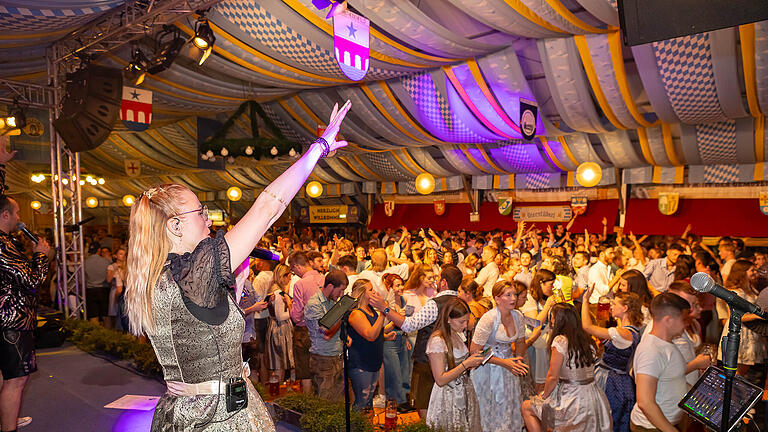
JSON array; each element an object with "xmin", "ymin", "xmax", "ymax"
[{"xmin": 63, "ymin": 319, "xmax": 162, "ymax": 376}]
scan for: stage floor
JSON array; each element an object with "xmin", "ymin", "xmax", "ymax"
[{"xmin": 19, "ymin": 342, "xmax": 299, "ymax": 432}]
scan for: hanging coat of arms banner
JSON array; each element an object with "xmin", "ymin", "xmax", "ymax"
[
  {"xmin": 333, "ymin": 10, "xmax": 370, "ymax": 81},
  {"xmin": 760, "ymin": 192, "xmax": 768, "ymax": 215},
  {"xmin": 384, "ymin": 201, "xmax": 395, "ymax": 217},
  {"xmin": 570, "ymin": 196, "xmax": 588, "ymax": 215},
  {"xmin": 658, "ymin": 192, "xmax": 679, "ymax": 215},
  {"xmin": 498, "ymin": 198, "xmax": 513, "ymax": 215},
  {"xmin": 434, "ymin": 199, "xmax": 445, "ymax": 216},
  {"xmin": 120, "ymin": 86, "xmax": 152, "ymax": 131}
]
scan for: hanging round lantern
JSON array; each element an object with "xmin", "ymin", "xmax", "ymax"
[
  {"xmin": 415, "ymin": 172, "xmax": 435, "ymax": 195},
  {"xmin": 227, "ymin": 186, "xmax": 242, "ymax": 201},
  {"xmin": 30, "ymin": 200, "xmax": 41, "ymax": 210},
  {"xmin": 306, "ymin": 181, "xmax": 323, "ymax": 198},
  {"xmin": 576, "ymin": 162, "xmax": 602, "ymax": 188},
  {"xmin": 85, "ymin": 197, "xmax": 98, "ymax": 208},
  {"xmin": 122, "ymin": 194, "xmax": 136, "ymax": 207}
]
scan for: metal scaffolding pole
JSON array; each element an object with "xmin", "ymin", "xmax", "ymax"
[{"xmin": 48, "ymin": 46, "xmax": 87, "ymax": 319}]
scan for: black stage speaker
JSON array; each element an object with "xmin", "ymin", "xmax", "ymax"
[
  {"xmin": 53, "ymin": 65, "xmax": 122, "ymax": 153},
  {"xmin": 34, "ymin": 307, "xmax": 65, "ymax": 349},
  {"xmin": 618, "ymin": 0, "xmax": 768, "ymax": 46}
]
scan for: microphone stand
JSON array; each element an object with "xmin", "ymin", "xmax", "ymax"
[
  {"xmin": 340, "ymin": 310, "xmax": 352, "ymax": 432},
  {"xmin": 720, "ymin": 308, "xmax": 743, "ymax": 432}
]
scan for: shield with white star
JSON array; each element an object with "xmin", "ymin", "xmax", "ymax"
[
  {"xmin": 333, "ymin": 10, "xmax": 370, "ymax": 81},
  {"xmin": 120, "ymin": 86, "xmax": 152, "ymax": 131}
]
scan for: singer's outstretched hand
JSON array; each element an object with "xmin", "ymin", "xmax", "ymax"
[
  {"xmin": 320, "ymin": 100, "xmax": 352, "ymax": 153},
  {"xmin": 0, "ymin": 136, "xmax": 17, "ymax": 164}
]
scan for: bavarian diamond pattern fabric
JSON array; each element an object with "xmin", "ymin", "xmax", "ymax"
[
  {"xmin": 525, "ymin": 173, "xmax": 552, "ymax": 189},
  {"xmin": 652, "ymin": 33, "xmax": 726, "ymax": 124},
  {"xmin": 217, "ymin": 1, "xmax": 343, "ymax": 77},
  {"xmin": 488, "ymin": 142, "xmax": 545, "ymax": 172},
  {"xmin": 401, "ymin": 72, "xmax": 484, "ymax": 143},
  {"xmin": 703, "ymin": 164, "xmax": 739, "ymax": 183},
  {"xmin": 0, "ymin": 4, "xmax": 115, "ymax": 32},
  {"xmin": 216, "ymin": 0, "xmax": 396, "ymax": 80},
  {"xmin": 696, "ymin": 120, "xmax": 737, "ymax": 164},
  {"xmin": 261, "ymin": 104, "xmax": 309, "ymax": 146},
  {"xmin": 359, "ymin": 154, "xmax": 411, "ymax": 180}
]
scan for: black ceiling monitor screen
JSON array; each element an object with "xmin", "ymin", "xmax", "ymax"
[{"xmin": 678, "ymin": 366, "xmax": 763, "ymax": 432}]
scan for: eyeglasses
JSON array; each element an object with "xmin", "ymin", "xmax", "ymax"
[{"xmin": 173, "ymin": 205, "xmax": 208, "ymax": 221}]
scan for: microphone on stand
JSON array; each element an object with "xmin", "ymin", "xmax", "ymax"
[
  {"xmin": 16, "ymin": 222, "xmax": 38, "ymax": 244},
  {"xmin": 691, "ymin": 272, "xmax": 768, "ymax": 319}
]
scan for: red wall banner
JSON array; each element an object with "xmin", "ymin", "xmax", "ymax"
[
  {"xmin": 369, "ymin": 198, "xmax": 767, "ymax": 237},
  {"xmin": 369, "ymin": 200, "xmax": 619, "ymax": 232},
  {"xmin": 623, "ymin": 198, "xmax": 767, "ymax": 237}
]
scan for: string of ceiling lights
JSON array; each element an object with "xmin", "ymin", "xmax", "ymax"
[{"xmin": 125, "ymin": 10, "xmax": 216, "ymax": 86}]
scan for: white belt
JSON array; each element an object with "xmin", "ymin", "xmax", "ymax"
[{"xmin": 165, "ymin": 362, "xmax": 250, "ymax": 397}]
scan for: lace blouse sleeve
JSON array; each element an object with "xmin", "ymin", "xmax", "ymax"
[
  {"xmin": 426, "ymin": 335, "xmax": 448, "ymax": 355},
  {"xmin": 552, "ymin": 334, "xmax": 568, "ymax": 356},
  {"xmin": 168, "ymin": 236, "xmax": 234, "ymax": 308}
]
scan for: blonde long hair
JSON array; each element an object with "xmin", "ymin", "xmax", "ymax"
[{"xmin": 126, "ymin": 184, "xmax": 188, "ymax": 336}]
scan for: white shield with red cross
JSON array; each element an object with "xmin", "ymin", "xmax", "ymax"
[
  {"xmin": 333, "ymin": 10, "xmax": 370, "ymax": 81},
  {"xmin": 120, "ymin": 86, "xmax": 152, "ymax": 131},
  {"xmin": 124, "ymin": 159, "xmax": 141, "ymax": 178}
]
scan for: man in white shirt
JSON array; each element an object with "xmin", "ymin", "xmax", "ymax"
[
  {"xmin": 338, "ymin": 255, "xmax": 359, "ymax": 295},
  {"xmin": 588, "ymin": 244, "xmax": 614, "ymax": 304},
  {"xmin": 643, "ymin": 244, "xmax": 683, "ymax": 294},
  {"xmin": 631, "ymin": 292, "xmax": 691, "ymax": 431},
  {"xmin": 475, "ymin": 245, "xmax": 500, "ymax": 297},
  {"xmin": 357, "ymin": 248, "xmax": 410, "ymax": 305},
  {"xmin": 571, "ymin": 251, "xmax": 591, "ymax": 301},
  {"xmin": 719, "ymin": 239, "xmax": 737, "ymax": 283}
]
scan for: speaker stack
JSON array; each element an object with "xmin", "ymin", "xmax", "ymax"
[{"xmin": 53, "ymin": 65, "xmax": 122, "ymax": 153}]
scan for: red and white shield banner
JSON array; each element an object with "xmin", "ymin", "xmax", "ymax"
[
  {"xmin": 333, "ymin": 10, "xmax": 370, "ymax": 81},
  {"xmin": 434, "ymin": 199, "xmax": 445, "ymax": 216},
  {"xmin": 120, "ymin": 86, "xmax": 152, "ymax": 131},
  {"xmin": 384, "ymin": 200, "xmax": 395, "ymax": 217}
]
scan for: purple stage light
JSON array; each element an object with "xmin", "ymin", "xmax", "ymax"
[{"xmin": 312, "ymin": 0, "xmax": 332, "ymax": 9}]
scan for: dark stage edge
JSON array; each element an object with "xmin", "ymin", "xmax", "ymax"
[{"xmin": 19, "ymin": 341, "xmax": 297, "ymax": 431}]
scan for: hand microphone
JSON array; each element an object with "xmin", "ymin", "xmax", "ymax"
[
  {"xmin": 691, "ymin": 272, "xmax": 768, "ymax": 319},
  {"xmin": 16, "ymin": 222, "xmax": 38, "ymax": 244},
  {"xmin": 249, "ymin": 247, "xmax": 280, "ymax": 261}
]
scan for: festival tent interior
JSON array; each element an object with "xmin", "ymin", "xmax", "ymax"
[{"xmin": 2, "ymin": 0, "xmax": 768, "ymax": 237}]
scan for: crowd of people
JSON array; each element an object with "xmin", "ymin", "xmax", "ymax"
[
  {"xmin": 198, "ymin": 220, "xmax": 764, "ymax": 432},
  {"xmin": 3, "ymin": 111, "xmax": 768, "ymax": 432}
]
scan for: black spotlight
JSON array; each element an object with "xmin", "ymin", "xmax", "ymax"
[
  {"xmin": 192, "ymin": 19, "xmax": 215, "ymax": 50},
  {"xmin": 147, "ymin": 26, "xmax": 186, "ymax": 74},
  {"xmin": 6, "ymin": 105, "xmax": 26, "ymax": 130},
  {"xmin": 125, "ymin": 46, "xmax": 149, "ymax": 85}
]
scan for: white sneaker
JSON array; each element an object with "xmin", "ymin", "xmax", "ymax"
[
  {"xmin": 372, "ymin": 394, "xmax": 386, "ymax": 409},
  {"xmin": 17, "ymin": 417, "xmax": 32, "ymax": 428}
]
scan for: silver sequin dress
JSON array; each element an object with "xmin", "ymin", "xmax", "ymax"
[{"xmin": 148, "ymin": 237, "xmax": 276, "ymax": 431}]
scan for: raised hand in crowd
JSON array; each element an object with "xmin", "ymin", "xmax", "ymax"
[{"xmin": 0, "ymin": 136, "xmax": 17, "ymax": 164}]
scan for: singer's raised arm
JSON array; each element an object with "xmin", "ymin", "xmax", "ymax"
[{"xmin": 225, "ymin": 101, "xmax": 351, "ymax": 272}]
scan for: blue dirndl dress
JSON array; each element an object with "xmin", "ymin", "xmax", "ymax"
[{"xmin": 594, "ymin": 325, "xmax": 643, "ymax": 432}]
